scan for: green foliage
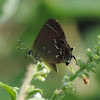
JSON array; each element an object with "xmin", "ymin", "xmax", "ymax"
[{"xmin": 0, "ymin": 81, "xmax": 19, "ymax": 100}]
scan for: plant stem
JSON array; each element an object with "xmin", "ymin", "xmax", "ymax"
[
  {"xmin": 50, "ymin": 92, "xmax": 57, "ymax": 100},
  {"xmin": 17, "ymin": 64, "xmax": 36, "ymax": 100}
]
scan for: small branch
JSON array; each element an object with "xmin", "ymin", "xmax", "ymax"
[
  {"xmin": 69, "ymin": 67, "xmax": 83, "ymax": 81},
  {"xmin": 17, "ymin": 64, "xmax": 36, "ymax": 100},
  {"xmin": 50, "ymin": 63, "xmax": 90, "ymax": 100}
]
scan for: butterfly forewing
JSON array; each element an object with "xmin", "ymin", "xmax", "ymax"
[
  {"xmin": 46, "ymin": 18, "xmax": 66, "ymax": 40},
  {"xmin": 33, "ymin": 18, "xmax": 66, "ymax": 49}
]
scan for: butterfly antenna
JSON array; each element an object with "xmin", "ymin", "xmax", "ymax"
[
  {"xmin": 17, "ymin": 40, "xmax": 30, "ymax": 50},
  {"xmin": 17, "ymin": 47, "xmax": 27, "ymax": 49}
]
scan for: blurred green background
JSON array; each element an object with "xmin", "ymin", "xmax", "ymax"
[{"xmin": 0, "ymin": 0, "xmax": 100, "ymax": 100}]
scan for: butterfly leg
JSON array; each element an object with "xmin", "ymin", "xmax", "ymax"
[{"xmin": 72, "ymin": 55, "xmax": 77, "ymax": 65}]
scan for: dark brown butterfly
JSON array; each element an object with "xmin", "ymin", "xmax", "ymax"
[
  {"xmin": 18, "ymin": 18, "xmax": 76, "ymax": 72},
  {"xmin": 31, "ymin": 18, "xmax": 76, "ymax": 72}
]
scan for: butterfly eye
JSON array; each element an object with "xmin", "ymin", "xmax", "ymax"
[
  {"xmin": 70, "ymin": 48, "xmax": 73, "ymax": 51},
  {"xmin": 27, "ymin": 50, "xmax": 33, "ymax": 55}
]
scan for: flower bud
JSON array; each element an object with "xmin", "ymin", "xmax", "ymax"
[{"xmin": 34, "ymin": 92, "xmax": 42, "ymax": 98}]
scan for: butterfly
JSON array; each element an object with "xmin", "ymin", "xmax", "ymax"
[{"xmin": 18, "ymin": 18, "xmax": 76, "ymax": 72}]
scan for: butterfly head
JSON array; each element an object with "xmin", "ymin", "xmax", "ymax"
[
  {"xmin": 27, "ymin": 50, "xmax": 33, "ymax": 56},
  {"xmin": 27, "ymin": 50, "xmax": 39, "ymax": 63}
]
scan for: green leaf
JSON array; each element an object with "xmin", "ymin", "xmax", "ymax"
[
  {"xmin": 86, "ymin": 48, "xmax": 94, "ymax": 62},
  {"xmin": 94, "ymin": 46, "xmax": 100, "ymax": 55},
  {"xmin": 68, "ymin": 66, "xmax": 74, "ymax": 77},
  {"xmin": 0, "ymin": 81, "xmax": 19, "ymax": 100},
  {"xmin": 36, "ymin": 62, "xmax": 45, "ymax": 72},
  {"xmin": 79, "ymin": 71, "xmax": 90, "ymax": 78},
  {"xmin": 25, "ymin": 85, "xmax": 43, "ymax": 99},
  {"xmin": 77, "ymin": 58, "xmax": 83, "ymax": 67},
  {"xmin": 63, "ymin": 75, "xmax": 69, "ymax": 83}
]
